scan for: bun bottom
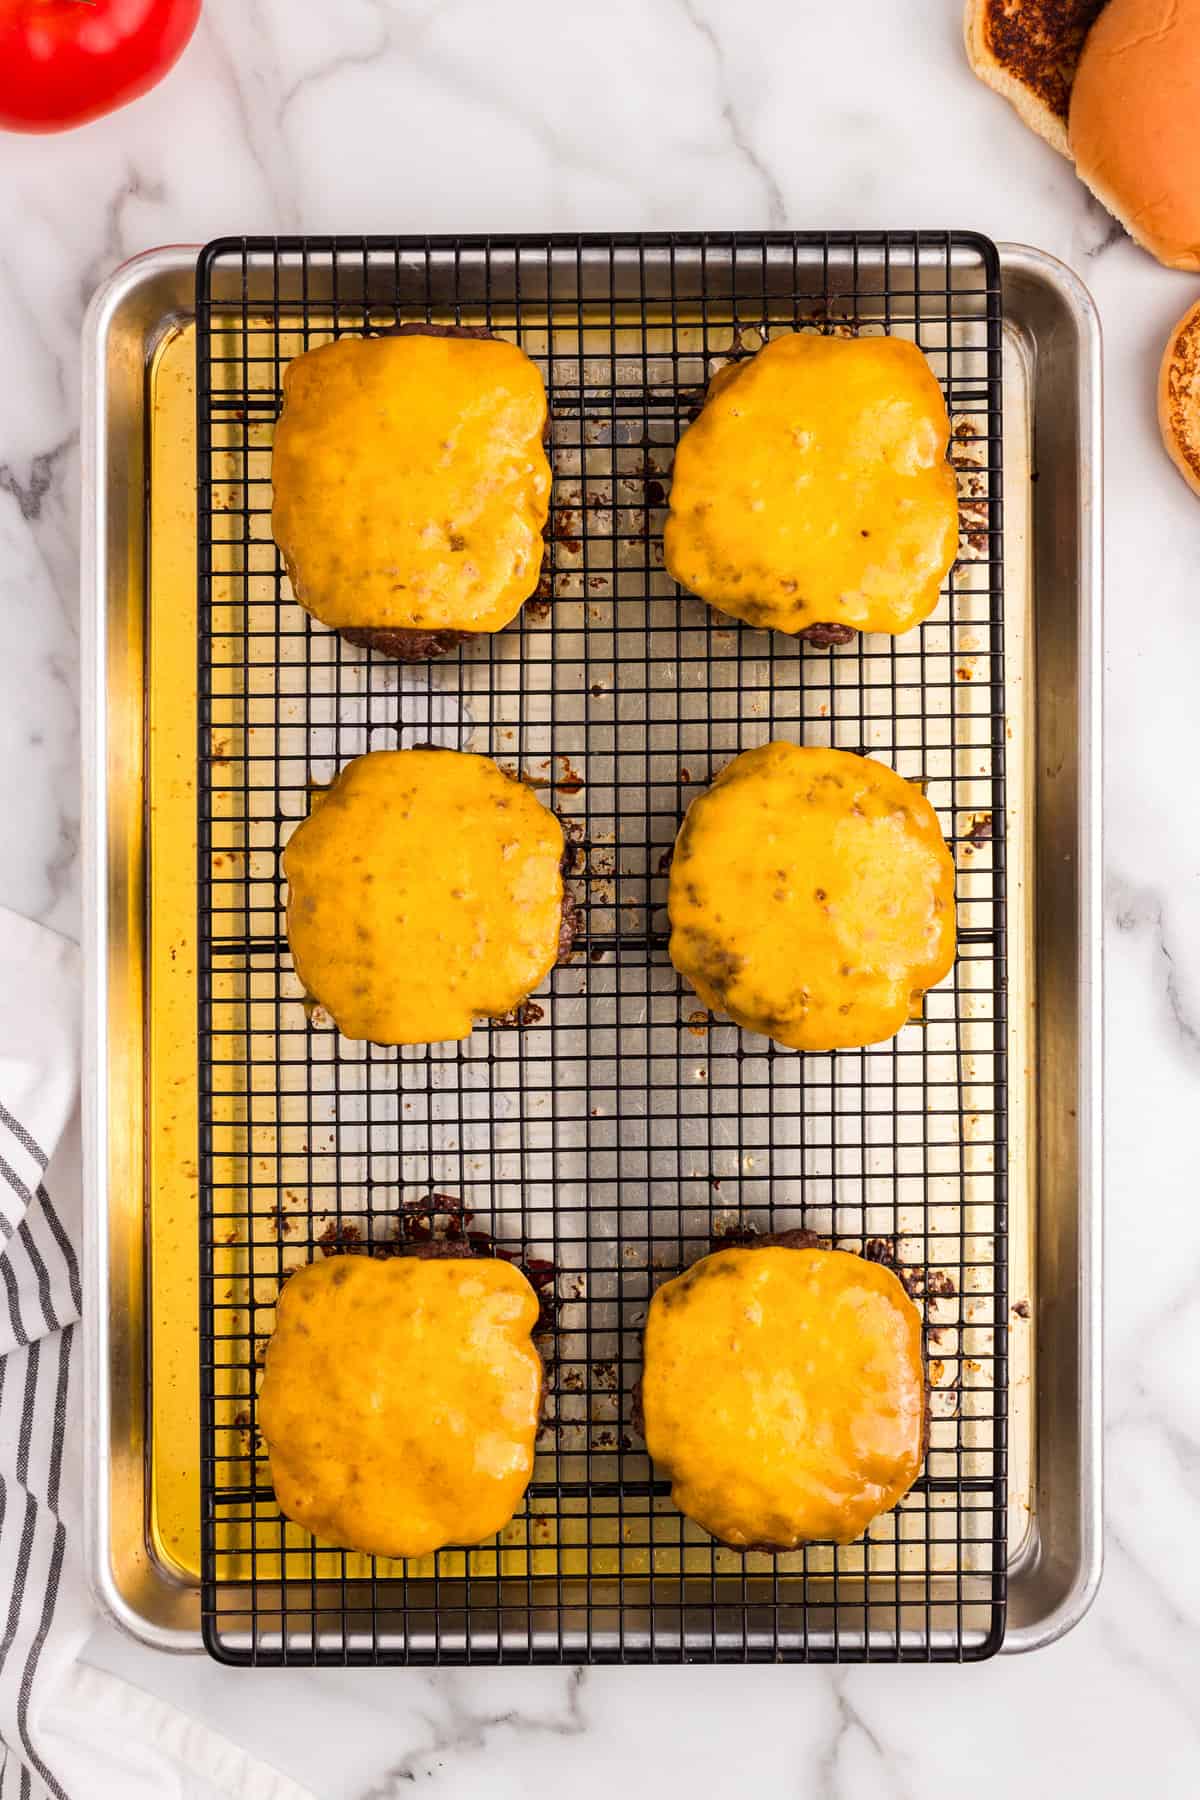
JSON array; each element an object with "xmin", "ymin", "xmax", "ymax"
[{"xmin": 1159, "ymin": 300, "xmax": 1200, "ymax": 498}]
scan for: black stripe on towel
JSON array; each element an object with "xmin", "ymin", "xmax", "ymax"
[
  {"xmin": 14, "ymin": 1225, "xmax": 56, "ymax": 1339},
  {"xmin": 0, "ymin": 1257, "xmax": 25, "ymax": 1352},
  {"xmin": 0, "ymin": 1155, "xmax": 30, "ymax": 1240},
  {"xmin": 13, "ymin": 1224, "xmax": 55, "ymax": 1339},
  {"xmin": 0, "ymin": 1342, "xmax": 42, "ymax": 1677},
  {"xmin": 13, "ymin": 1328, "xmax": 72, "ymax": 1800},
  {"xmin": 0, "ymin": 1105, "xmax": 47, "ymax": 1173},
  {"xmin": 0, "ymin": 1355, "xmax": 7, "ymax": 1543},
  {"xmin": 35, "ymin": 1192, "xmax": 80, "ymax": 1325}
]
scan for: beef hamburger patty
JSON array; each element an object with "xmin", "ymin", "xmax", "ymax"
[
  {"xmin": 631, "ymin": 1228, "xmax": 822, "ymax": 1438},
  {"xmin": 260, "ymin": 1241, "xmax": 544, "ymax": 1560},
  {"xmin": 796, "ymin": 621, "xmax": 856, "ymax": 647},
  {"xmin": 337, "ymin": 321, "xmax": 547, "ymax": 664},
  {"xmin": 634, "ymin": 1229, "xmax": 930, "ymax": 1551}
]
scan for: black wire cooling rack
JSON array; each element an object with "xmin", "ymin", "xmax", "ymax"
[{"xmin": 195, "ymin": 233, "xmax": 1008, "ymax": 1665}]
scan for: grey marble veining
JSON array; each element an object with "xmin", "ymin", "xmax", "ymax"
[{"xmin": 3, "ymin": 0, "xmax": 1198, "ymax": 1792}]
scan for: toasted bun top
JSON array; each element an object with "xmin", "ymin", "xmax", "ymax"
[
  {"xmin": 1069, "ymin": 0, "xmax": 1200, "ymax": 270},
  {"xmin": 1159, "ymin": 300, "xmax": 1200, "ymax": 497},
  {"xmin": 964, "ymin": 0, "xmax": 1107, "ymax": 160}
]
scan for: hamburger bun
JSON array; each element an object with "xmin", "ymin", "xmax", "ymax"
[
  {"xmin": 963, "ymin": 0, "xmax": 1107, "ymax": 160},
  {"xmin": 1159, "ymin": 299, "xmax": 1200, "ymax": 496},
  {"xmin": 1069, "ymin": 0, "xmax": 1200, "ymax": 270}
]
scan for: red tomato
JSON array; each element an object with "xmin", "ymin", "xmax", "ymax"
[{"xmin": 0, "ymin": 0, "xmax": 201, "ymax": 134}]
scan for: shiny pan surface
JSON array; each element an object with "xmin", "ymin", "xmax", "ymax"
[{"xmin": 81, "ymin": 241, "xmax": 1101, "ymax": 1657}]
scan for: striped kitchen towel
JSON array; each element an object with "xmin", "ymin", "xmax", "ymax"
[
  {"xmin": 0, "ymin": 908, "xmax": 312, "ymax": 1800},
  {"xmin": 0, "ymin": 909, "xmax": 83, "ymax": 1800}
]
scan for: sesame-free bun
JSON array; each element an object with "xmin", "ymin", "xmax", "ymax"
[
  {"xmin": 1159, "ymin": 300, "xmax": 1200, "ymax": 496},
  {"xmin": 963, "ymin": 0, "xmax": 1106, "ymax": 161},
  {"xmin": 1069, "ymin": 0, "xmax": 1200, "ymax": 271}
]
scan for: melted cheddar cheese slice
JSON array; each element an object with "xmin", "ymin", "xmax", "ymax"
[
  {"xmin": 668, "ymin": 742, "xmax": 955, "ymax": 1051},
  {"xmin": 272, "ymin": 332, "xmax": 551, "ymax": 634},
  {"xmin": 664, "ymin": 332, "xmax": 958, "ymax": 637},
  {"xmin": 641, "ymin": 1244, "xmax": 925, "ymax": 1548},
  {"xmin": 284, "ymin": 749, "xmax": 565, "ymax": 1044},
  {"xmin": 259, "ymin": 1255, "xmax": 542, "ymax": 1560}
]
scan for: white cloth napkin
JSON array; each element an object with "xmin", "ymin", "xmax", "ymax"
[{"xmin": 0, "ymin": 907, "xmax": 314, "ymax": 1800}]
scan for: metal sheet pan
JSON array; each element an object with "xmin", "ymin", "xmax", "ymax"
[{"xmin": 81, "ymin": 242, "xmax": 1101, "ymax": 1656}]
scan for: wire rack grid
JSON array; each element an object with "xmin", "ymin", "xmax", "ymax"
[{"xmin": 195, "ymin": 231, "xmax": 1007, "ymax": 1665}]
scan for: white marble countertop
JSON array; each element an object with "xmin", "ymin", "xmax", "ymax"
[{"xmin": 2, "ymin": 0, "xmax": 1197, "ymax": 1792}]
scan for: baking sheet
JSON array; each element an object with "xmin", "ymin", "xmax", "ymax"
[{"xmin": 82, "ymin": 243, "xmax": 1099, "ymax": 1657}]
